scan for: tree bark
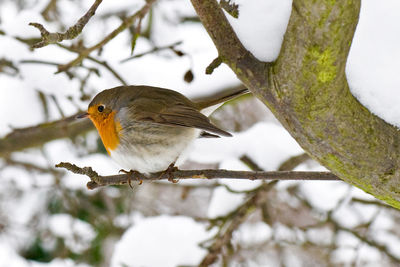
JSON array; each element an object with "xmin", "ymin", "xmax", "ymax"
[{"xmin": 191, "ymin": 0, "xmax": 400, "ymax": 208}]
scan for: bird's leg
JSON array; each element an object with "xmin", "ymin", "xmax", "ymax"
[
  {"xmin": 119, "ymin": 169, "xmax": 142, "ymax": 188},
  {"xmin": 159, "ymin": 162, "xmax": 179, "ymax": 183}
]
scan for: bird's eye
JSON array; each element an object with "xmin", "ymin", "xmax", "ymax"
[{"xmin": 98, "ymin": 105, "xmax": 105, "ymax": 112}]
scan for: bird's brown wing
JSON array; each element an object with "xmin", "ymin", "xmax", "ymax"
[{"xmin": 123, "ymin": 88, "xmax": 232, "ymax": 137}]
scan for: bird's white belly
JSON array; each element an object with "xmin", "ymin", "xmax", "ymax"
[{"xmin": 110, "ymin": 128, "xmax": 199, "ymax": 173}]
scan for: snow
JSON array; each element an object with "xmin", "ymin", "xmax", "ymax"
[
  {"xmin": 226, "ymin": 0, "xmax": 292, "ymax": 62},
  {"xmin": 1, "ymin": 0, "xmax": 400, "ymax": 266},
  {"xmin": 48, "ymin": 214, "xmax": 96, "ymax": 253},
  {"xmin": 346, "ymin": 0, "xmax": 400, "ymax": 127},
  {"xmin": 190, "ymin": 122, "xmax": 304, "ymax": 170},
  {"xmin": 110, "ymin": 215, "xmax": 213, "ymax": 267}
]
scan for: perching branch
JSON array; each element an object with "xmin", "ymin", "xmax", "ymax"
[
  {"xmin": 56, "ymin": 0, "xmax": 156, "ymax": 73},
  {"xmin": 29, "ymin": 0, "xmax": 103, "ymax": 48},
  {"xmin": 55, "ymin": 162, "xmax": 341, "ymax": 190}
]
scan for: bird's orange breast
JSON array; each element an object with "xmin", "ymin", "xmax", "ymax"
[{"xmin": 89, "ymin": 111, "xmax": 122, "ymax": 154}]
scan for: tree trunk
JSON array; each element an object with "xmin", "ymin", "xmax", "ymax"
[{"xmin": 191, "ymin": 0, "xmax": 400, "ymax": 208}]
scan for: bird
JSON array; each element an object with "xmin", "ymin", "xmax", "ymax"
[{"xmin": 78, "ymin": 85, "xmax": 248, "ymax": 175}]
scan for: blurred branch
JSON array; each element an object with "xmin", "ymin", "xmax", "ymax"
[
  {"xmin": 57, "ymin": 43, "xmax": 128, "ymax": 84},
  {"xmin": 0, "ymin": 114, "xmax": 94, "ymax": 157},
  {"xmin": 200, "ymin": 182, "xmax": 277, "ymax": 266},
  {"xmin": 336, "ymin": 222, "xmax": 400, "ymax": 263},
  {"xmin": 0, "ymin": 58, "xmax": 19, "ymax": 76},
  {"xmin": 240, "ymin": 155, "xmax": 263, "ymax": 171},
  {"xmin": 55, "ymin": 162, "xmax": 341, "ymax": 190},
  {"xmin": 295, "ymin": 188, "xmax": 400, "ymax": 265},
  {"xmin": 278, "ymin": 153, "xmax": 311, "ymax": 171},
  {"xmin": 57, "ymin": 0, "xmax": 156, "ymax": 73},
  {"xmin": 351, "ymin": 197, "xmax": 396, "ymax": 210},
  {"xmin": 199, "ymin": 153, "xmax": 315, "ymax": 265},
  {"xmin": 41, "ymin": 0, "xmax": 59, "ymax": 21},
  {"xmin": 120, "ymin": 41, "xmax": 183, "ymax": 63},
  {"xmin": 4, "ymin": 158, "xmax": 61, "ymax": 175},
  {"xmin": 29, "ymin": 0, "xmax": 103, "ymax": 48}
]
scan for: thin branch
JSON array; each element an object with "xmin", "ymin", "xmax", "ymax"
[
  {"xmin": 0, "ymin": 114, "xmax": 94, "ymax": 157},
  {"xmin": 278, "ymin": 153, "xmax": 311, "ymax": 171},
  {"xmin": 240, "ymin": 155, "xmax": 263, "ymax": 171},
  {"xmin": 351, "ymin": 197, "xmax": 396, "ymax": 210},
  {"xmin": 57, "ymin": 0, "xmax": 156, "ymax": 73},
  {"xmin": 337, "ymin": 225, "xmax": 400, "ymax": 263},
  {"xmin": 4, "ymin": 158, "xmax": 60, "ymax": 175},
  {"xmin": 199, "ymin": 182, "xmax": 276, "ymax": 266},
  {"xmin": 29, "ymin": 0, "xmax": 103, "ymax": 48},
  {"xmin": 58, "ymin": 43, "xmax": 128, "ymax": 85},
  {"xmin": 120, "ymin": 41, "xmax": 183, "ymax": 63},
  {"xmin": 55, "ymin": 162, "xmax": 341, "ymax": 190}
]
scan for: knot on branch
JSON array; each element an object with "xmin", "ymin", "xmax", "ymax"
[
  {"xmin": 28, "ymin": 0, "xmax": 103, "ymax": 49},
  {"xmin": 29, "ymin": 23, "xmax": 63, "ymax": 48}
]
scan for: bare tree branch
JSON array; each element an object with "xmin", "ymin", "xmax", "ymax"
[
  {"xmin": 199, "ymin": 152, "xmax": 311, "ymax": 265},
  {"xmin": 55, "ymin": 162, "xmax": 341, "ymax": 190},
  {"xmin": 199, "ymin": 182, "xmax": 276, "ymax": 266},
  {"xmin": 120, "ymin": 41, "xmax": 183, "ymax": 63},
  {"xmin": 57, "ymin": 0, "xmax": 156, "ymax": 73},
  {"xmin": 30, "ymin": 0, "xmax": 103, "ymax": 48},
  {"xmin": 0, "ymin": 114, "xmax": 94, "ymax": 157},
  {"xmin": 278, "ymin": 153, "xmax": 311, "ymax": 171}
]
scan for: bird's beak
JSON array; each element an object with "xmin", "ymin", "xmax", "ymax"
[{"xmin": 76, "ymin": 112, "xmax": 89, "ymax": 119}]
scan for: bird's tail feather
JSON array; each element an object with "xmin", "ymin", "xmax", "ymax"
[{"xmin": 195, "ymin": 86, "xmax": 250, "ymax": 110}]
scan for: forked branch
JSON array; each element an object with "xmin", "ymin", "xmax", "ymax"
[{"xmin": 30, "ymin": 0, "xmax": 103, "ymax": 48}]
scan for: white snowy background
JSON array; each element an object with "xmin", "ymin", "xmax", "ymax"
[{"xmin": 0, "ymin": 0, "xmax": 400, "ymax": 266}]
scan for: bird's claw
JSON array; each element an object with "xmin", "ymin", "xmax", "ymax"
[
  {"xmin": 159, "ymin": 163, "xmax": 179, "ymax": 183},
  {"xmin": 118, "ymin": 169, "xmax": 143, "ymax": 188}
]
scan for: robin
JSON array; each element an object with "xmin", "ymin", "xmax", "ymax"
[{"xmin": 78, "ymin": 85, "xmax": 248, "ymax": 174}]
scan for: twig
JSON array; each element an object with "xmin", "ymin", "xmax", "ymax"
[
  {"xmin": 337, "ymin": 225, "xmax": 400, "ymax": 263},
  {"xmin": 278, "ymin": 153, "xmax": 311, "ymax": 171},
  {"xmin": 57, "ymin": 0, "xmax": 156, "ymax": 73},
  {"xmin": 120, "ymin": 41, "xmax": 183, "ymax": 63},
  {"xmin": 5, "ymin": 158, "xmax": 61, "ymax": 175},
  {"xmin": 199, "ymin": 182, "xmax": 276, "ymax": 266},
  {"xmin": 198, "ymin": 153, "xmax": 315, "ymax": 265},
  {"xmin": 29, "ymin": 0, "xmax": 103, "ymax": 48},
  {"xmin": 205, "ymin": 56, "xmax": 222, "ymax": 75},
  {"xmin": 351, "ymin": 197, "xmax": 395, "ymax": 210},
  {"xmin": 55, "ymin": 162, "xmax": 341, "ymax": 190},
  {"xmin": 58, "ymin": 43, "xmax": 128, "ymax": 85}
]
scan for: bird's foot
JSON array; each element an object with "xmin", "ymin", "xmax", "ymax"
[
  {"xmin": 119, "ymin": 169, "xmax": 142, "ymax": 188},
  {"xmin": 159, "ymin": 163, "xmax": 179, "ymax": 183}
]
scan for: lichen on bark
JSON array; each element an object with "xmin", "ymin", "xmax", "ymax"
[{"xmin": 191, "ymin": 0, "xmax": 400, "ymax": 209}]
